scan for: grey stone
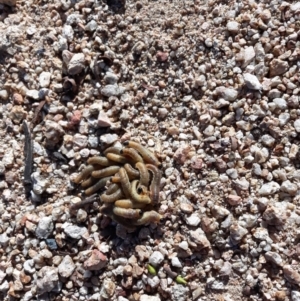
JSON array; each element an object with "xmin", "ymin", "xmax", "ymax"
[
  {"xmin": 149, "ymin": 251, "xmax": 164, "ymax": 267},
  {"xmin": 171, "ymin": 257, "xmax": 182, "ymax": 268},
  {"xmin": 85, "ymin": 20, "xmax": 98, "ymax": 32},
  {"xmin": 99, "ymin": 133, "xmax": 119, "ymax": 145},
  {"xmin": 190, "ymin": 228, "xmax": 211, "ymax": 249},
  {"xmin": 226, "ymin": 168, "xmax": 238, "ymax": 179},
  {"xmin": 230, "ymin": 223, "xmax": 248, "ymax": 244},
  {"xmin": 101, "ymin": 84, "xmax": 126, "ymax": 97},
  {"xmin": 147, "ymin": 276, "xmax": 160, "ymax": 288},
  {"xmin": 294, "ymin": 119, "xmax": 300, "ymax": 132},
  {"xmin": 99, "ymin": 279, "xmax": 116, "ymax": 299},
  {"xmin": 279, "ymin": 113, "xmax": 290, "ymax": 126},
  {"xmin": 98, "ymin": 111, "xmax": 112, "ymax": 127},
  {"xmin": 227, "ymin": 21, "xmax": 239, "ymax": 33},
  {"xmin": 185, "ymin": 214, "xmax": 200, "ymax": 226},
  {"xmin": 58, "ymin": 255, "xmax": 76, "ymax": 278},
  {"xmin": 37, "ymin": 266, "xmax": 60, "ymax": 294},
  {"xmin": 265, "ymin": 251, "xmax": 283, "ymax": 266},
  {"xmin": 233, "ymin": 178, "xmax": 250, "ymax": 191},
  {"xmin": 269, "ymin": 59, "xmax": 289, "ymax": 76},
  {"xmin": 62, "ymin": 24, "xmax": 74, "ymax": 42},
  {"xmin": 259, "ymin": 182, "xmax": 280, "ymax": 195},
  {"xmin": 39, "ymin": 72, "xmax": 51, "ymax": 88},
  {"xmin": 24, "ymin": 259, "xmax": 35, "ymax": 274},
  {"xmin": 244, "ymin": 73, "xmax": 262, "ymax": 90},
  {"xmin": 0, "ymin": 90, "xmax": 8, "ymax": 100},
  {"xmin": 0, "ymin": 233, "xmax": 9, "ymax": 247},
  {"xmin": 26, "ymin": 89, "xmax": 40, "ymax": 100},
  {"xmin": 64, "ymin": 224, "xmax": 88, "ymax": 239},
  {"xmin": 104, "ymin": 72, "xmax": 119, "ymax": 84},
  {"xmin": 215, "ymin": 86, "xmax": 238, "ymax": 101},
  {"xmin": 292, "ymin": 291, "xmax": 300, "ymax": 301},
  {"xmin": 36, "ymin": 217, "xmax": 54, "ymax": 239},
  {"xmin": 170, "ymin": 283, "xmax": 189, "ymax": 301},
  {"xmin": 261, "ymin": 134, "xmax": 275, "ymax": 147},
  {"xmin": 242, "ymin": 46, "xmax": 255, "ymax": 67},
  {"xmin": 68, "ymin": 53, "xmax": 85, "ymax": 75},
  {"xmin": 281, "ymin": 180, "xmax": 298, "ymax": 195},
  {"xmin": 140, "ymin": 295, "xmax": 161, "ymax": 301},
  {"xmin": 273, "ymin": 98, "xmax": 287, "ymax": 110}
]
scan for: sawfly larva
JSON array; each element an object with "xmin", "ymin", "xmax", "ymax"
[
  {"xmin": 131, "ymin": 180, "xmax": 151, "ymax": 204},
  {"xmin": 133, "ymin": 210, "xmax": 163, "ymax": 225},
  {"xmin": 146, "ymin": 164, "xmax": 161, "ymax": 203},
  {"xmin": 113, "ymin": 207, "xmax": 142, "ymax": 219},
  {"xmin": 101, "ymin": 188, "xmax": 124, "ymax": 203},
  {"xmin": 85, "ymin": 176, "xmax": 110, "ymax": 196},
  {"xmin": 123, "ymin": 140, "xmax": 160, "ymax": 166},
  {"xmin": 74, "ymin": 165, "xmax": 95, "ymax": 184},
  {"xmin": 135, "ymin": 162, "xmax": 150, "ymax": 187},
  {"xmin": 92, "ymin": 166, "xmax": 120, "ymax": 178},
  {"xmin": 121, "ymin": 147, "xmax": 144, "ymax": 163}
]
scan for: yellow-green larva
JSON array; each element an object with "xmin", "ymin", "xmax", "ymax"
[
  {"xmin": 147, "ymin": 264, "xmax": 157, "ymax": 275},
  {"xmin": 175, "ymin": 275, "xmax": 187, "ymax": 285}
]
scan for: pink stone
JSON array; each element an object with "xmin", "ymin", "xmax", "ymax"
[
  {"xmin": 98, "ymin": 111, "xmax": 112, "ymax": 127},
  {"xmin": 84, "ymin": 250, "xmax": 107, "ymax": 270},
  {"xmin": 156, "ymin": 51, "xmax": 169, "ymax": 62},
  {"xmin": 69, "ymin": 110, "xmax": 81, "ymax": 126},
  {"xmin": 190, "ymin": 156, "xmax": 203, "ymax": 170},
  {"xmin": 173, "ymin": 146, "xmax": 191, "ymax": 165},
  {"xmin": 226, "ymin": 195, "xmax": 242, "ymax": 206}
]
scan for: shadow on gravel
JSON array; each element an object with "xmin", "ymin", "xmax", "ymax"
[{"xmin": 105, "ymin": 0, "xmax": 126, "ymax": 13}]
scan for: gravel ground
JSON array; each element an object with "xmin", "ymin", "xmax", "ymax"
[{"xmin": 0, "ymin": 0, "xmax": 300, "ymax": 300}]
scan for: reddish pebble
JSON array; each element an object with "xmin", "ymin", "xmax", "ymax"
[
  {"xmin": 173, "ymin": 146, "xmax": 191, "ymax": 165},
  {"xmin": 156, "ymin": 51, "xmax": 169, "ymax": 62},
  {"xmin": 84, "ymin": 250, "xmax": 107, "ymax": 270},
  {"xmin": 226, "ymin": 195, "xmax": 242, "ymax": 206},
  {"xmin": 69, "ymin": 110, "xmax": 81, "ymax": 126},
  {"xmin": 12, "ymin": 93, "xmax": 24, "ymax": 105},
  {"xmin": 190, "ymin": 156, "xmax": 203, "ymax": 170}
]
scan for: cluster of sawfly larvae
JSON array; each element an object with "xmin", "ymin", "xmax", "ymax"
[{"xmin": 73, "ymin": 141, "xmax": 162, "ymax": 230}]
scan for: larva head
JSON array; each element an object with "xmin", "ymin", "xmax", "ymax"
[
  {"xmin": 99, "ymin": 204, "xmax": 113, "ymax": 215},
  {"xmin": 137, "ymin": 184, "xmax": 148, "ymax": 195},
  {"xmin": 157, "ymin": 213, "xmax": 164, "ymax": 223}
]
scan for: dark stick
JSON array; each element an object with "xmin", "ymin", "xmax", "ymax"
[{"xmin": 23, "ymin": 121, "xmax": 33, "ymax": 196}]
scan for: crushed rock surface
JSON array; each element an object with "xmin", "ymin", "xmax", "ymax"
[{"xmin": 0, "ymin": 0, "xmax": 300, "ymax": 300}]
